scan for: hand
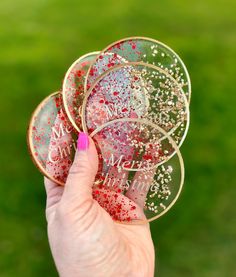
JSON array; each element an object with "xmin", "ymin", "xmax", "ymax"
[{"xmin": 44, "ymin": 132, "xmax": 155, "ymax": 277}]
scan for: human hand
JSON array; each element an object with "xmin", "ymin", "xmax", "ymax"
[{"xmin": 44, "ymin": 132, "xmax": 155, "ymax": 277}]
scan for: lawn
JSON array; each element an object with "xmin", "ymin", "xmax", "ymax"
[{"xmin": 0, "ymin": 0, "xmax": 236, "ymax": 276}]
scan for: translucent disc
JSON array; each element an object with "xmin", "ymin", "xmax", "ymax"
[
  {"xmin": 85, "ymin": 37, "xmax": 191, "ymax": 102},
  {"xmin": 62, "ymin": 52, "xmax": 99, "ymax": 131},
  {"xmin": 82, "ymin": 62, "xmax": 189, "ymax": 154},
  {"xmin": 27, "ymin": 92, "xmax": 78, "ymax": 185},
  {"xmin": 90, "ymin": 118, "xmax": 184, "ymax": 223}
]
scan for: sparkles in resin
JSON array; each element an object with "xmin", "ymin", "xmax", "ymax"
[{"xmin": 27, "ymin": 37, "xmax": 191, "ymax": 224}]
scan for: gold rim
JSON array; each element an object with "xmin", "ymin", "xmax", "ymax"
[
  {"xmin": 27, "ymin": 91, "xmax": 64, "ymax": 186},
  {"xmin": 62, "ymin": 51, "xmax": 100, "ymax": 132},
  {"xmin": 84, "ymin": 36, "xmax": 191, "ymax": 103},
  {"xmin": 90, "ymin": 117, "xmax": 185, "ymax": 224}
]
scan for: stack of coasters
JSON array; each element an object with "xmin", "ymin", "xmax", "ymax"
[{"xmin": 27, "ymin": 37, "xmax": 191, "ymax": 224}]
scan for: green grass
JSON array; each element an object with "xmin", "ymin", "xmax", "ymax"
[{"xmin": 0, "ymin": 0, "xmax": 236, "ymax": 276}]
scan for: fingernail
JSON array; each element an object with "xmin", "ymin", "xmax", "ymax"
[{"xmin": 77, "ymin": 132, "xmax": 89, "ymax": 151}]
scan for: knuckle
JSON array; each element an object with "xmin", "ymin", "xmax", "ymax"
[{"xmin": 69, "ymin": 156, "xmax": 89, "ymax": 175}]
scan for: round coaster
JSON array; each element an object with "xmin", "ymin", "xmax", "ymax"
[
  {"xmin": 85, "ymin": 37, "xmax": 191, "ymax": 102},
  {"xmin": 62, "ymin": 52, "xmax": 100, "ymax": 132},
  {"xmin": 89, "ymin": 118, "xmax": 184, "ymax": 223},
  {"xmin": 27, "ymin": 92, "xmax": 78, "ymax": 185},
  {"xmin": 82, "ymin": 62, "xmax": 190, "ymax": 154}
]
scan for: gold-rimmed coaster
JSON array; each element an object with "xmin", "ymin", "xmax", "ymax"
[
  {"xmin": 88, "ymin": 118, "xmax": 184, "ymax": 223},
  {"xmin": 62, "ymin": 51, "xmax": 100, "ymax": 132},
  {"xmin": 81, "ymin": 62, "xmax": 190, "ymax": 155},
  {"xmin": 27, "ymin": 91, "xmax": 78, "ymax": 185},
  {"xmin": 84, "ymin": 36, "xmax": 191, "ymax": 102}
]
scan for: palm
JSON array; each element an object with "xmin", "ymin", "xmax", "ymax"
[{"xmin": 45, "ymin": 178, "xmax": 154, "ymax": 276}]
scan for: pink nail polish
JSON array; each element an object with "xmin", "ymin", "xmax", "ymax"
[{"xmin": 77, "ymin": 132, "xmax": 89, "ymax": 151}]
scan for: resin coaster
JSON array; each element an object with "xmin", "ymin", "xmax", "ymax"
[
  {"xmin": 89, "ymin": 118, "xmax": 184, "ymax": 223},
  {"xmin": 85, "ymin": 37, "xmax": 191, "ymax": 102},
  {"xmin": 27, "ymin": 92, "xmax": 77, "ymax": 185},
  {"xmin": 62, "ymin": 52, "xmax": 99, "ymax": 132},
  {"xmin": 82, "ymin": 62, "xmax": 189, "ymax": 154}
]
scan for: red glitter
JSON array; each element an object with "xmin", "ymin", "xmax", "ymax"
[{"xmin": 143, "ymin": 154, "xmax": 152, "ymax": 160}]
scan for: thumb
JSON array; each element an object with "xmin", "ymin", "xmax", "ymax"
[{"xmin": 62, "ymin": 132, "xmax": 99, "ymax": 206}]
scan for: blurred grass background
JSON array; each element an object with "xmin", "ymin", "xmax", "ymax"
[{"xmin": 0, "ymin": 0, "xmax": 236, "ymax": 276}]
